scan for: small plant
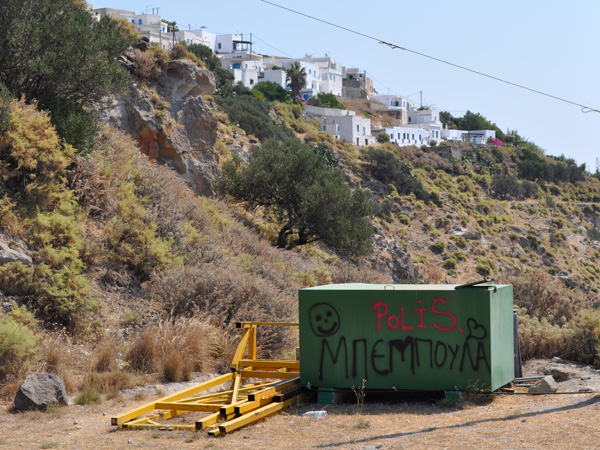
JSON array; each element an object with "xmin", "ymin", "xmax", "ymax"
[
  {"xmin": 353, "ymin": 417, "xmax": 370, "ymax": 429},
  {"xmin": 398, "ymin": 214, "xmax": 410, "ymax": 225},
  {"xmin": 352, "ymin": 378, "xmax": 367, "ymax": 414},
  {"xmin": 74, "ymin": 384, "xmax": 101, "ymax": 405},
  {"xmin": 40, "ymin": 443, "xmax": 59, "ymax": 449}
]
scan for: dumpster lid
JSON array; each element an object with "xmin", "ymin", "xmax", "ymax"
[{"xmin": 300, "ymin": 282, "xmax": 508, "ymax": 291}]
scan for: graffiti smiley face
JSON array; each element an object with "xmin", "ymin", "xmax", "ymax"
[{"xmin": 309, "ymin": 303, "xmax": 341, "ymax": 337}]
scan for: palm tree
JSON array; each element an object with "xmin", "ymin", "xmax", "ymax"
[{"xmin": 285, "ymin": 62, "xmax": 307, "ymax": 103}]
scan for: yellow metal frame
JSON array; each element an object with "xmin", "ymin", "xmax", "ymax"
[{"xmin": 112, "ymin": 321, "xmax": 302, "ymax": 435}]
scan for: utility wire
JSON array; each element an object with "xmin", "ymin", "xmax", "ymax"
[
  {"xmin": 251, "ymin": 34, "xmax": 296, "ymax": 58},
  {"xmin": 260, "ymin": 0, "xmax": 600, "ymax": 114}
]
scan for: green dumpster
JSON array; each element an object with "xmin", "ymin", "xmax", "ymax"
[{"xmin": 299, "ymin": 283, "xmax": 514, "ymax": 391}]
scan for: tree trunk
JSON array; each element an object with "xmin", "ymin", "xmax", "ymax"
[{"xmin": 277, "ymin": 223, "xmax": 291, "ymax": 248}]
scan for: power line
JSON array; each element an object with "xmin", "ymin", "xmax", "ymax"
[
  {"xmin": 260, "ymin": 0, "xmax": 600, "ymax": 114},
  {"xmin": 251, "ymin": 34, "xmax": 295, "ymax": 58}
]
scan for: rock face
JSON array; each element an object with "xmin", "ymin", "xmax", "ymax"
[
  {"xmin": 96, "ymin": 60, "xmax": 220, "ymax": 196},
  {"xmin": 370, "ymin": 229, "xmax": 419, "ymax": 283},
  {"xmin": 14, "ymin": 373, "xmax": 69, "ymax": 411},
  {"xmin": 0, "ymin": 232, "xmax": 32, "ymax": 296}
]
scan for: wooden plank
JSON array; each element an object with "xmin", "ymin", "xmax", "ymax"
[
  {"xmin": 111, "ymin": 372, "xmax": 234, "ymax": 425},
  {"xmin": 239, "ymin": 359, "xmax": 300, "ymax": 369},
  {"xmin": 218, "ymin": 398, "xmax": 296, "ymax": 434},
  {"xmin": 248, "ymin": 377, "xmax": 300, "ymax": 401},
  {"xmin": 240, "ymin": 370, "xmax": 299, "ymax": 379}
]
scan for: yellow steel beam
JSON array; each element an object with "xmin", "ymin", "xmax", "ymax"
[
  {"xmin": 111, "ymin": 372, "xmax": 234, "ymax": 425},
  {"xmin": 218, "ymin": 397, "xmax": 297, "ymax": 434},
  {"xmin": 240, "ymin": 370, "xmax": 299, "ymax": 379},
  {"xmin": 247, "ymin": 377, "xmax": 300, "ymax": 401},
  {"xmin": 230, "ymin": 372, "xmax": 243, "ymax": 404},
  {"xmin": 230, "ymin": 327, "xmax": 251, "ymax": 372},
  {"xmin": 234, "ymin": 396, "xmax": 274, "ymax": 416},
  {"xmin": 239, "ymin": 359, "xmax": 300, "ymax": 369},
  {"xmin": 220, "ymin": 399, "xmax": 249, "ymax": 417},
  {"xmin": 154, "ymin": 402, "xmax": 224, "ymax": 412},
  {"xmin": 237, "ymin": 321, "xmax": 299, "ymax": 328},
  {"xmin": 207, "ymin": 425, "xmax": 221, "ymax": 437},
  {"xmin": 195, "ymin": 411, "xmax": 235, "ymax": 430},
  {"xmin": 248, "ymin": 325, "xmax": 257, "ymax": 360}
]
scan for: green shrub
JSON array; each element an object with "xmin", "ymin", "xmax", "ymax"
[
  {"xmin": 376, "ymin": 132, "xmax": 390, "ymax": 144},
  {"xmin": 0, "ymin": 313, "xmax": 40, "ymax": 382},
  {"xmin": 443, "ymin": 257, "xmax": 457, "ymax": 270},
  {"xmin": 398, "ymin": 214, "xmax": 410, "ymax": 225},
  {"xmin": 430, "ymin": 241, "xmax": 445, "ymax": 254},
  {"xmin": 216, "ymin": 84, "xmax": 295, "ymax": 142},
  {"xmin": 75, "ymin": 384, "xmax": 102, "ymax": 405},
  {"xmin": 475, "ymin": 258, "xmax": 496, "ymax": 276},
  {"xmin": 450, "ymin": 235, "xmax": 467, "ymax": 248}
]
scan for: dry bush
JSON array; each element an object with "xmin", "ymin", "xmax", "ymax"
[
  {"xmin": 517, "ymin": 309, "xmax": 572, "ymax": 360},
  {"xmin": 85, "ymin": 371, "xmax": 132, "ymax": 394},
  {"xmin": 126, "ymin": 318, "xmax": 220, "ymax": 379},
  {"xmin": 510, "ymin": 271, "xmax": 590, "ymax": 324},
  {"xmin": 130, "ymin": 48, "xmax": 162, "ymax": 80},
  {"xmin": 416, "ymin": 263, "xmax": 445, "ymax": 284},
  {"xmin": 92, "ymin": 339, "xmax": 116, "ymax": 372},
  {"xmin": 126, "ymin": 331, "xmax": 156, "ymax": 373}
]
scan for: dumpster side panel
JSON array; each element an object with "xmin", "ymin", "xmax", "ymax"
[
  {"xmin": 299, "ymin": 285, "xmax": 509, "ymax": 391},
  {"xmin": 490, "ymin": 285, "xmax": 515, "ymax": 391}
]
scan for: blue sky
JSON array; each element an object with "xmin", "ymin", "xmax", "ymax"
[{"xmin": 93, "ymin": 0, "xmax": 600, "ymax": 172}]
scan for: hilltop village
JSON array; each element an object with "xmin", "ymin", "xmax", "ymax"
[{"xmin": 93, "ymin": 6, "xmax": 497, "ymax": 148}]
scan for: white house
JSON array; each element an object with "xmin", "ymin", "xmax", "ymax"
[
  {"xmin": 262, "ymin": 57, "xmax": 321, "ymax": 100},
  {"xmin": 377, "ymin": 125, "xmax": 432, "ymax": 147},
  {"xmin": 94, "ymin": 8, "xmax": 170, "ymax": 48},
  {"xmin": 441, "ymin": 127, "xmax": 496, "ymax": 145},
  {"xmin": 370, "ymin": 94, "xmax": 414, "ymax": 110},
  {"xmin": 305, "ymin": 105, "xmax": 373, "ymax": 146},
  {"xmin": 220, "ymin": 52, "xmax": 264, "ymax": 89},
  {"xmin": 303, "ymin": 56, "xmax": 343, "ymax": 97},
  {"xmin": 173, "ymin": 30, "xmax": 210, "ymax": 47}
]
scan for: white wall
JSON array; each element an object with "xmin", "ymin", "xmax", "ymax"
[{"xmin": 386, "ymin": 126, "xmax": 431, "ymax": 146}]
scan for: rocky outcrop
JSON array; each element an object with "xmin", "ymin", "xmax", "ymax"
[
  {"xmin": 14, "ymin": 373, "xmax": 69, "ymax": 411},
  {"xmin": 96, "ymin": 60, "xmax": 220, "ymax": 196},
  {"xmin": 370, "ymin": 229, "xmax": 419, "ymax": 283},
  {"xmin": 0, "ymin": 232, "xmax": 32, "ymax": 296}
]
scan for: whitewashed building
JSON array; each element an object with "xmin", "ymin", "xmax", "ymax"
[
  {"xmin": 262, "ymin": 57, "xmax": 321, "ymax": 100},
  {"xmin": 94, "ymin": 8, "xmax": 170, "ymax": 48},
  {"xmin": 375, "ymin": 125, "xmax": 432, "ymax": 147},
  {"xmin": 371, "ymin": 94, "xmax": 415, "ymax": 110},
  {"xmin": 303, "ymin": 56, "xmax": 343, "ymax": 96},
  {"xmin": 441, "ymin": 128, "xmax": 495, "ymax": 145},
  {"xmin": 305, "ymin": 105, "xmax": 373, "ymax": 146}
]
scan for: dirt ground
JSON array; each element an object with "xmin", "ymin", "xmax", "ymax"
[{"xmin": 2, "ymin": 358, "xmax": 599, "ymax": 450}]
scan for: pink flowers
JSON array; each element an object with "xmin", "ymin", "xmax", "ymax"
[{"xmin": 491, "ymin": 139, "xmax": 503, "ymax": 146}]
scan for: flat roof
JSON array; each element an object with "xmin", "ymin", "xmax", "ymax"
[{"xmin": 300, "ymin": 283, "xmax": 509, "ymax": 291}]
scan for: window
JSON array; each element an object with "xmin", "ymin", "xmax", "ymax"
[
  {"xmin": 357, "ymin": 137, "xmax": 360, "ymax": 145},
  {"xmin": 138, "ymin": 19, "xmax": 142, "ymax": 25},
  {"xmin": 218, "ymin": 43, "xmax": 221, "ymax": 49},
  {"xmin": 232, "ymin": 63, "xmax": 241, "ymax": 69},
  {"xmin": 309, "ymin": 69, "xmax": 311, "ymax": 74},
  {"xmin": 250, "ymin": 79, "xmax": 254, "ymax": 85},
  {"xmin": 362, "ymin": 127, "xmax": 365, "ymax": 135},
  {"xmin": 245, "ymin": 64, "xmax": 248, "ymax": 68},
  {"xmin": 412, "ymin": 134, "xmax": 415, "ymax": 140},
  {"xmin": 356, "ymin": 125, "xmax": 359, "ymax": 132},
  {"xmin": 131, "ymin": 20, "xmax": 134, "ymax": 24},
  {"xmin": 323, "ymin": 126, "xmax": 326, "ymax": 131}
]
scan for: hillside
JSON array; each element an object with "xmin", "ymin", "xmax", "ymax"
[{"xmin": 0, "ymin": 10, "xmax": 600, "ymax": 411}]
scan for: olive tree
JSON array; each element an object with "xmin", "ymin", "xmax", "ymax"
[{"xmin": 222, "ymin": 140, "xmax": 373, "ymax": 256}]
